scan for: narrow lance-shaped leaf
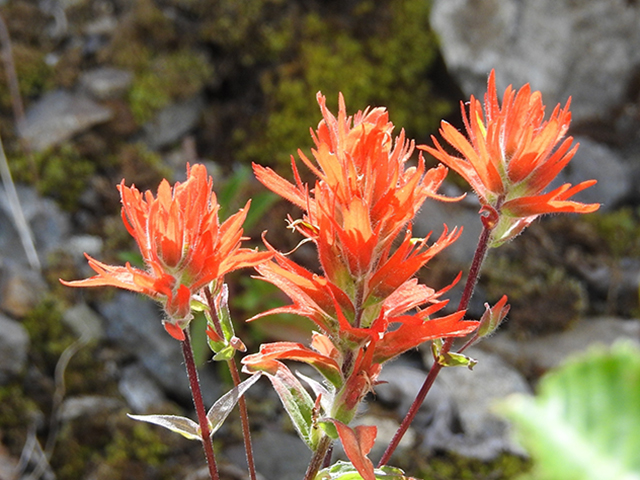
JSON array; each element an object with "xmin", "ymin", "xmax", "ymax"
[
  {"xmin": 245, "ymin": 360, "xmax": 318, "ymax": 449},
  {"xmin": 206, "ymin": 372, "xmax": 263, "ymax": 435},
  {"xmin": 127, "ymin": 414, "xmax": 201, "ymax": 441},
  {"xmin": 214, "ymin": 283, "xmax": 236, "ymax": 343}
]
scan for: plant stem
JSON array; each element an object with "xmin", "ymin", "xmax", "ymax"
[
  {"xmin": 227, "ymin": 357, "xmax": 258, "ymax": 480},
  {"xmin": 304, "ymin": 435, "xmax": 332, "ymax": 480},
  {"xmin": 204, "ymin": 285, "xmax": 258, "ymax": 480},
  {"xmin": 377, "ymin": 222, "xmax": 493, "ymax": 467},
  {"xmin": 182, "ymin": 331, "xmax": 220, "ymax": 480}
]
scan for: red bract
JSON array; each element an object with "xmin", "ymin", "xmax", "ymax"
[
  {"xmin": 420, "ymin": 70, "xmax": 600, "ymax": 244},
  {"xmin": 254, "ymin": 92, "xmax": 461, "ymax": 284},
  {"xmin": 61, "ymin": 164, "xmax": 271, "ymax": 341}
]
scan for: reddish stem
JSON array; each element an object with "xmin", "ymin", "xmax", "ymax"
[
  {"xmin": 204, "ymin": 286, "xmax": 258, "ymax": 480},
  {"xmin": 227, "ymin": 357, "xmax": 258, "ymax": 480},
  {"xmin": 377, "ymin": 223, "xmax": 493, "ymax": 467},
  {"xmin": 182, "ymin": 332, "xmax": 220, "ymax": 480},
  {"xmin": 304, "ymin": 435, "xmax": 332, "ymax": 480}
]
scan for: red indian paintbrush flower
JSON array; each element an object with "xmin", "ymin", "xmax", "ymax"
[
  {"xmin": 61, "ymin": 164, "xmax": 271, "ymax": 341},
  {"xmin": 420, "ymin": 70, "xmax": 600, "ymax": 245},
  {"xmin": 254, "ymin": 92, "xmax": 461, "ymax": 286},
  {"xmin": 246, "ymin": 94, "xmax": 478, "ymax": 426},
  {"xmin": 252, "ymin": 93, "xmax": 474, "ymax": 334}
]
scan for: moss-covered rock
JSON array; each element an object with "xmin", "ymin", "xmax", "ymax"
[
  {"xmin": 237, "ymin": 0, "xmax": 451, "ymax": 166},
  {"xmin": 127, "ymin": 49, "xmax": 214, "ymax": 125},
  {"xmin": 10, "ymin": 143, "xmax": 95, "ymax": 211},
  {"xmin": 0, "ymin": 43, "xmax": 53, "ymax": 109},
  {"xmin": 415, "ymin": 451, "xmax": 531, "ymax": 480},
  {"xmin": 0, "ymin": 383, "xmax": 39, "ymax": 454}
]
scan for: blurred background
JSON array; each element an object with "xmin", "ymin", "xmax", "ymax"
[{"xmin": 0, "ymin": 0, "xmax": 638, "ymax": 479}]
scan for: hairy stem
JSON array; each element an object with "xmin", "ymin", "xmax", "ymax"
[
  {"xmin": 377, "ymin": 222, "xmax": 493, "ymax": 466},
  {"xmin": 304, "ymin": 435, "xmax": 332, "ymax": 480},
  {"xmin": 204, "ymin": 285, "xmax": 258, "ymax": 480},
  {"xmin": 227, "ymin": 357, "xmax": 258, "ymax": 480},
  {"xmin": 182, "ymin": 331, "xmax": 220, "ymax": 480}
]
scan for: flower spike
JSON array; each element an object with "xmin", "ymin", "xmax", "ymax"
[
  {"xmin": 62, "ymin": 164, "xmax": 271, "ymax": 340},
  {"xmin": 420, "ymin": 69, "xmax": 600, "ymax": 245}
]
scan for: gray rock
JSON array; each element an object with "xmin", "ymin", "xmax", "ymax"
[
  {"xmin": 431, "ymin": 0, "xmax": 640, "ymax": 124},
  {"xmin": 58, "ymin": 395, "xmax": 124, "ymax": 422},
  {"xmin": 376, "ymin": 363, "xmax": 455, "ymax": 435},
  {"xmin": 0, "ymin": 313, "xmax": 29, "ymax": 383},
  {"xmin": 66, "ymin": 234, "xmax": 104, "ymax": 262},
  {"xmin": 79, "ymin": 67, "xmax": 134, "ymax": 100},
  {"xmin": 143, "ymin": 95, "xmax": 204, "ymax": 150},
  {"xmin": 19, "ymin": 89, "xmax": 113, "ymax": 151},
  {"xmin": 0, "ymin": 185, "xmax": 71, "ymax": 268},
  {"xmin": 431, "ymin": 348, "xmax": 530, "ymax": 460},
  {"xmin": 118, "ymin": 363, "xmax": 166, "ymax": 413},
  {"xmin": 414, "ymin": 187, "xmax": 483, "ymax": 267},
  {"xmin": 97, "ymin": 292, "xmax": 220, "ymax": 404},
  {"xmin": 62, "ymin": 302, "xmax": 104, "ymax": 341},
  {"xmin": 226, "ymin": 430, "xmax": 311, "ymax": 480},
  {"xmin": 341, "ymin": 415, "xmax": 415, "ymax": 466},
  {"xmin": 484, "ymin": 317, "xmax": 640, "ymax": 378},
  {"xmin": 553, "ymin": 136, "xmax": 632, "ymax": 210},
  {"xmin": 376, "ymin": 354, "xmax": 528, "ymax": 461},
  {"xmin": 0, "ymin": 267, "xmax": 46, "ymax": 318},
  {"xmin": 83, "ymin": 15, "xmax": 118, "ymax": 36}
]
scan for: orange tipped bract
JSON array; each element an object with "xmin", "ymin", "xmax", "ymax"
[
  {"xmin": 61, "ymin": 164, "xmax": 271, "ymax": 340},
  {"xmin": 420, "ymin": 70, "xmax": 600, "ymax": 244}
]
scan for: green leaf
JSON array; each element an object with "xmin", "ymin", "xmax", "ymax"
[
  {"xmin": 258, "ymin": 361, "xmax": 318, "ymax": 449},
  {"xmin": 206, "ymin": 372, "xmax": 262, "ymax": 435},
  {"xmin": 212, "ymin": 344, "xmax": 236, "ymax": 362},
  {"xmin": 127, "ymin": 414, "xmax": 201, "ymax": 441},
  {"xmin": 436, "ymin": 351, "xmax": 478, "ymax": 369},
  {"xmin": 499, "ymin": 342, "xmax": 640, "ymax": 480},
  {"xmin": 213, "ymin": 283, "xmax": 236, "ymax": 344},
  {"xmin": 314, "ymin": 460, "xmax": 413, "ymax": 480}
]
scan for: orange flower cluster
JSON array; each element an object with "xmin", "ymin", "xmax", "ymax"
[
  {"xmin": 59, "ymin": 70, "xmax": 602, "ymax": 480},
  {"xmin": 421, "ymin": 70, "xmax": 599, "ymax": 244},
  {"xmin": 245, "ymin": 93, "xmax": 478, "ymax": 423},
  {"xmin": 62, "ymin": 164, "xmax": 270, "ymax": 341}
]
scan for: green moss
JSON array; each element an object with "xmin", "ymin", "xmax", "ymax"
[
  {"xmin": 238, "ymin": 0, "xmax": 451, "ymax": 165},
  {"xmin": 128, "ymin": 71, "xmax": 172, "ymax": 125},
  {"xmin": 128, "ymin": 49, "xmax": 214, "ymax": 124},
  {"xmin": 52, "ymin": 409, "xmax": 173, "ymax": 480},
  {"xmin": 483, "ymin": 256, "xmax": 587, "ymax": 337},
  {"xmin": 104, "ymin": 422, "xmax": 170, "ymax": 469},
  {"xmin": 0, "ymin": 43, "xmax": 53, "ymax": 108},
  {"xmin": 0, "ymin": 383, "xmax": 39, "ymax": 454},
  {"xmin": 584, "ymin": 207, "xmax": 640, "ymax": 259},
  {"xmin": 22, "ymin": 297, "xmax": 76, "ymax": 373},
  {"xmin": 104, "ymin": 0, "xmax": 213, "ymax": 125},
  {"xmin": 109, "ymin": 0, "xmax": 177, "ymax": 56},
  {"xmin": 415, "ymin": 451, "xmax": 531, "ymax": 480},
  {"xmin": 198, "ymin": 0, "xmax": 291, "ymax": 64},
  {"xmin": 110, "ymin": 142, "xmax": 172, "ymax": 193},
  {"xmin": 11, "ymin": 143, "xmax": 95, "ymax": 210}
]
